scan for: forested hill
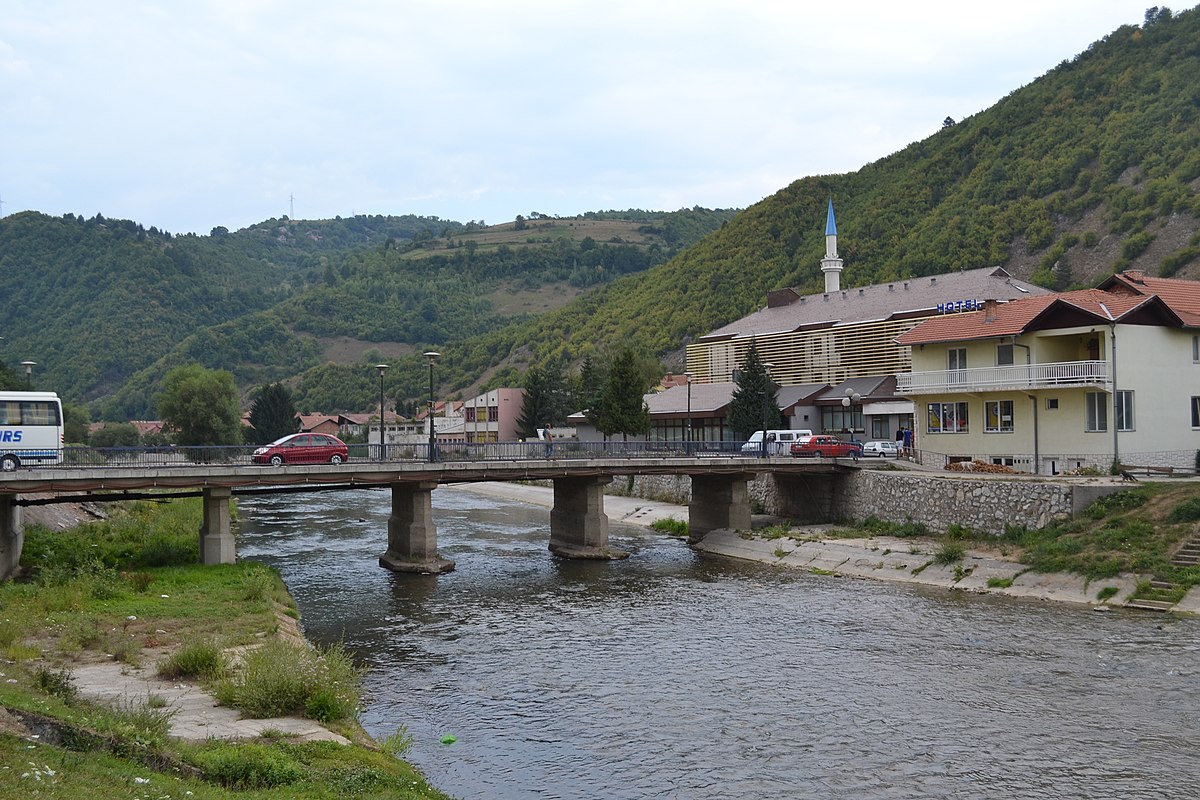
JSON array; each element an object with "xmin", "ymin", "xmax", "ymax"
[
  {"xmin": 432, "ymin": 6, "xmax": 1200, "ymax": 388},
  {"xmin": 0, "ymin": 207, "xmax": 735, "ymax": 416}
]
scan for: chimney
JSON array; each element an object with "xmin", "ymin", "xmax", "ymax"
[{"xmin": 983, "ymin": 299, "xmax": 998, "ymax": 323}]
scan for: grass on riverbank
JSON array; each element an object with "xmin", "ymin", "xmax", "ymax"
[
  {"xmin": 810, "ymin": 482, "xmax": 1200, "ymax": 589},
  {"xmin": 0, "ymin": 499, "xmax": 450, "ymax": 799}
]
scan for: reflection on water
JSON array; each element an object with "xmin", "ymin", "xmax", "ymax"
[{"xmin": 237, "ymin": 487, "xmax": 1200, "ymax": 799}]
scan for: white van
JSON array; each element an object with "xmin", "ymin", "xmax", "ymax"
[{"xmin": 741, "ymin": 429, "xmax": 813, "ymax": 454}]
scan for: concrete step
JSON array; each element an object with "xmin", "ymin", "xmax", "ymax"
[
  {"xmin": 1172, "ymin": 556, "xmax": 1199, "ymax": 565},
  {"xmin": 1125, "ymin": 599, "xmax": 1176, "ymax": 612},
  {"xmin": 1149, "ymin": 580, "xmax": 1176, "ymax": 590}
]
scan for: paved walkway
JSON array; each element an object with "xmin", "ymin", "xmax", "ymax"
[{"xmin": 69, "ymin": 660, "xmax": 349, "ymax": 744}]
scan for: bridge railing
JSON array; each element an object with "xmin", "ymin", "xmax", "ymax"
[{"xmin": 3, "ymin": 440, "xmax": 764, "ymax": 471}]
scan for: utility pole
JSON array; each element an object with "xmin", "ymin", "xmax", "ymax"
[{"xmin": 289, "ymin": 194, "xmax": 294, "ymax": 220}]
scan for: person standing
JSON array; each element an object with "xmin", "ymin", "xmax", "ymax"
[
  {"xmin": 544, "ymin": 424, "xmax": 554, "ymax": 459},
  {"xmin": 902, "ymin": 427, "xmax": 913, "ymax": 459}
]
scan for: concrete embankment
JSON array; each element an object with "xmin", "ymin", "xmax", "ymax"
[{"xmin": 457, "ymin": 481, "xmax": 1200, "ymax": 616}]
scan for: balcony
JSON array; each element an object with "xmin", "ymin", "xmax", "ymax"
[{"xmin": 897, "ymin": 360, "xmax": 1109, "ymax": 395}]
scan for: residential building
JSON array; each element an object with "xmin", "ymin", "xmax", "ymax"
[
  {"xmin": 435, "ymin": 388, "xmax": 525, "ymax": 443},
  {"xmin": 895, "ymin": 271, "xmax": 1200, "ymax": 474}
]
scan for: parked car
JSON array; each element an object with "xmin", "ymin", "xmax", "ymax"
[
  {"xmin": 252, "ymin": 433, "xmax": 349, "ymax": 466},
  {"xmin": 791, "ymin": 435, "xmax": 863, "ymax": 459},
  {"xmin": 741, "ymin": 429, "xmax": 813, "ymax": 454},
  {"xmin": 861, "ymin": 440, "xmax": 899, "ymax": 458}
]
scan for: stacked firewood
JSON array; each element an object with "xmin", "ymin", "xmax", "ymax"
[{"xmin": 946, "ymin": 460, "xmax": 1019, "ymax": 474}]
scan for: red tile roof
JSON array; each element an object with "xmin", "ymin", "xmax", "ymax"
[
  {"xmin": 895, "ymin": 288, "xmax": 1178, "ymax": 346},
  {"xmin": 1099, "ymin": 271, "xmax": 1200, "ymax": 326}
]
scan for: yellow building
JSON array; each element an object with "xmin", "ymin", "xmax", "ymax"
[{"xmin": 895, "ymin": 271, "xmax": 1200, "ymax": 474}]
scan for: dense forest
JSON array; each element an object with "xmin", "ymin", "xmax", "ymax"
[
  {"xmin": 0, "ymin": 207, "xmax": 735, "ymax": 418},
  {"xmin": 3, "ymin": 7, "xmax": 1199, "ymax": 421}
]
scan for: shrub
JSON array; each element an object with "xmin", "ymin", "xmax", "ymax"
[
  {"xmin": 934, "ymin": 540, "xmax": 966, "ymax": 565},
  {"xmin": 157, "ymin": 640, "xmax": 227, "ymax": 681},
  {"xmin": 35, "ymin": 666, "xmax": 77, "ymax": 702},
  {"xmin": 987, "ymin": 577, "xmax": 1015, "ymax": 588},
  {"xmin": 1097, "ymin": 586, "xmax": 1120, "ymax": 601},
  {"xmin": 1086, "ymin": 488, "xmax": 1149, "ymax": 519},
  {"xmin": 1167, "ymin": 497, "xmax": 1200, "ymax": 523},
  {"xmin": 189, "ymin": 741, "xmax": 305, "ymax": 789},
  {"xmin": 650, "ymin": 518, "xmax": 688, "ymax": 536},
  {"xmin": 215, "ymin": 640, "xmax": 361, "ymax": 723}
]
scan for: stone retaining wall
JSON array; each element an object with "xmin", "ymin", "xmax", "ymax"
[{"xmin": 608, "ymin": 469, "xmax": 1119, "ymax": 535}]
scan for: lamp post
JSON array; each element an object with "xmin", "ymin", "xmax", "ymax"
[
  {"xmin": 761, "ymin": 363, "xmax": 774, "ymax": 458},
  {"xmin": 684, "ymin": 372, "xmax": 693, "ymax": 456},
  {"xmin": 20, "ymin": 361, "xmax": 35, "ymax": 389},
  {"xmin": 375, "ymin": 364, "xmax": 388, "ymax": 461},
  {"xmin": 423, "ymin": 351, "xmax": 440, "ymax": 462},
  {"xmin": 842, "ymin": 388, "xmax": 863, "ymax": 459}
]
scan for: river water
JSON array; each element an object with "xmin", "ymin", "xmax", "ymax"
[{"xmin": 235, "ymin": 486, "xmax": 1200, "ymax": 799}]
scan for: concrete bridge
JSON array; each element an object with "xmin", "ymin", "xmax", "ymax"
[{"xmin": 0, "ymin": 456, "xmax": 851, "ymax": 579}]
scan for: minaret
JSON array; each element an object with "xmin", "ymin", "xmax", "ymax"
[{"xmin": 821, "ymin": 197, "xmax": 844, "ymax": 293}]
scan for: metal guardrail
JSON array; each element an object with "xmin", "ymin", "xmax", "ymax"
[{"xmin": 1, "ymin": 440, "xmax": 772, "ymax": 471}]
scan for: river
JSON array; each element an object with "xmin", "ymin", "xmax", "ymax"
[{"xmin": 235, "ymin": 486, "xmax": 1200, "ymax": 799}]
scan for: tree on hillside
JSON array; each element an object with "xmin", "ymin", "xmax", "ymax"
[
  {"xmin": 156, "ymin": 365, "xmax": 243, "ymax": 457},
  {"xmin": 726, "ymin": 342, "xmax": 783, "ymax": 440},
  {"xmin": 90, "ymin": 423, "xmax": 141, "ymax": 449},
  {"xmin": 594, "ymin": 347, "xmax": 650, "ymax": 441},
  {"xmin": 247, "ymin": 382, "xmax": 300, "ymax": 445}
]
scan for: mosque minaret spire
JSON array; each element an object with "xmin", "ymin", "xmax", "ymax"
[{"xmin": 821, "ymin": 197, "xmax": 844, "ymax": 293}]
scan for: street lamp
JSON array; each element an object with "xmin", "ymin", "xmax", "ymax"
[
  {"xmin": 842, "ymin": 388, "xmax": 863, "ymax": 457},
  {"xmin": 20, "ymin": 361, "xmax": 35, "ymax": 389},
  {"xmin": 375, "ymin": 364, "xmax": 388, "ymax": 461},
  {"xmin": 684, "ymin": 372, "xmax": 693, "ymax": 456},
  {"xmin": 423, "ymin": 351, "xmax": 440, "ymax": 462},
  {"xmin": 761, "ymin": 363, "xmax": 774, "ymax": 458}
]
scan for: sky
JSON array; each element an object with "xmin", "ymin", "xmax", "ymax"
[{"xmin": 0, "ymin": 1, "xmax": 1156, "ymax": 235}]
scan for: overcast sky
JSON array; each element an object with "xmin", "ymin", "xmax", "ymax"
[{"xmin": 1, "ymin": 1, "xmax": 1151, "ymax": 235}]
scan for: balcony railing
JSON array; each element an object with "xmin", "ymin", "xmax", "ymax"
[{"xmin": 896, "ymin": 360, "xmax": 1109, "ymax": 395}]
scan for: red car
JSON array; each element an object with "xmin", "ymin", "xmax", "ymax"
[
  {"xmin": 790, "ymin": 435, "xmax": 863, "ymax": 458},
  {"xmin": 252, "ymin": 433, "xmax": 349, "ymax": 466}
]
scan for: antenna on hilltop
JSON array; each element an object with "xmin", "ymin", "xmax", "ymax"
[
  {"xmin": 289, "ymin": 194, "xmax": 295, "ymax": 220},
  {"xmin": 0, "ymin": 191, "xmax": 6, "ymax": 218}
]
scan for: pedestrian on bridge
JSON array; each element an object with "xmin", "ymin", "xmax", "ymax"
[{"xmin": 544, "ymin": 425, "xmax": 554, "ymax": 459}]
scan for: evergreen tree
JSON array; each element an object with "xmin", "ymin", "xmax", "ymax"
[
  {"xmin": 595, "ymin": 347, "xmax": 650, "ymax": 440},
  {"xmin": 247, "ymin": 382, "xmax": 300, "ymax": 444},
  {"xmin": 517, "ymin": 361, "xmax": 571, "ymax": 438},
  {"xmin": 726, "ymin": 341, "xmax": 783, "ymax": 440},
  {"xmin": 575, "ymin": 354, "xmax": 606, "ymax": 426}
]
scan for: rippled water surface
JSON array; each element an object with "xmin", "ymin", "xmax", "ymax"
[{"xmin": 236, "ymin": 488, "xmax": 1200, "ymax": 799}]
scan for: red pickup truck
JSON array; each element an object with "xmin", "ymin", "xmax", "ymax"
[{"xmin": 790, "ymin": 435, "xmax": 863, "ymax": 458}]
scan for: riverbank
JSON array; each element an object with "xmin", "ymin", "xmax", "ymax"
[{"xmin": 457, "ymin": 481, "xmax": 1200, "ymax": 615}]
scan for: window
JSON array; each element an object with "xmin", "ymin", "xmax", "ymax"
[
  {"xmin": 996, "ymin": 344, "xmax": 1014, "ymax": 366},
  {"xmin": 1085, "ymin": 392, "xmax": 1108, "ymax": 432},
  {"xmin": 1046, "ymin": 398, "xmax": 1059, "ymax": 410},
  {"xmin": 985, "ymin": 400, "xmax": 1014, "ymax": 433},
  {"xmin": 1193, "ymin": 335, "xmax": 1199, "ymax": 363},
  {"xmin": 872, "ymin": 418, "xmax": 888, "ymax": 439},
  {"xmin": 948, "ymin": 348, "xmax": 967, "ymax": 370},
  {"xmin": 1115, "ymin": 390, "xmax": 1134, "ymax": 432},
  {"xmin": 1192, "ymin": 397, "xmax": 1200, "ymax": 428},
  {"xmin": 927, "ymin": 402, "xmax": 969, "ymax": 433}
]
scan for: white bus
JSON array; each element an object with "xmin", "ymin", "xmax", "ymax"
[{"xmin": 0, "ymin": 391, "xmax": 65, "ymax": 471}]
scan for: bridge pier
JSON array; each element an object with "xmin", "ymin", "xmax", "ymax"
[
  {"xmin": 380, "ymin": 481, "xmax": 455, "ymax": 574},
  {"xmin": 1, "ymin": 495, "xmax": 22, "ymax": 580},
  {"xmin": 688, "ymin": 474, "xmax": 752, "ymax": 541},
  {"xmin": 549, "ymin": 476, "xmax": 628, "ymax": 560},
  {"xmin": 200, "ymin": 487, "xmax": 235, "ymax": 565}
]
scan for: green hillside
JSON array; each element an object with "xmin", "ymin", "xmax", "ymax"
[
  {"xmin": 0, "ymin": 206, "xmax": 734, "ymax": 418},
  {"xmin": 430, "ymin": 7, "xmax": 1200, "ymax": 390}
]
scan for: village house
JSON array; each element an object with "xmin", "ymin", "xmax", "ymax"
[{"xmin": 895, "ymin": 271, "xmax": 1200, "ymax": 475}]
